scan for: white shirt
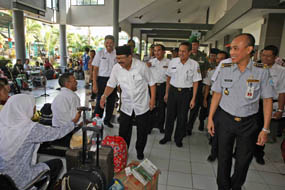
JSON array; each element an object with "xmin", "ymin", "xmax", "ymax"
[
  {"xmin": 269, "ymin": 63, "xmax": 285, "ymax": 117},
  {"xmin": 92, "ymin": 48, "xmax": 116, "ymax": 77},
  {"xmin": 51, "ymin": 88, "xmax": 81, "ymax": 127},
  {"xmin": 166, "ymin": 57, "xmax": 202, "ymax": 88},
  {"xmin": 203, "ymin": 68, "xmax": 216, "ymax": 86},
  {"xmin": 269, "ymin": 63, "xmax": 285, "ymax": 99},
  {"xmin": 149, "ymin": 58, "xmax": 169, "ymax": 83},
  {"xmin": 107, "ymin": 58, "xmax": 156, "ymax": 116},
  {"xmin": 211, "ymin": 58, "xmax": 232, "ymax": 82}
]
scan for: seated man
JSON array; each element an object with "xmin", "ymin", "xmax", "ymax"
[{"xmin": 51, "ymin": 73, "xmax": 82, "ymax": 146}]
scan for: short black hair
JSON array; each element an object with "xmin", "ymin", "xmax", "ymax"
[
  {"xmin": 90, "ymin": 50, "xmax": 96, "ymax": 54},
  {"xmin": 85, "ymin": 47, "xmax": 90, "ymax": 52},
  {"xmin": 218, "ymin": 51, "xmax": 229, "ymax": 59},
  {"xmin": 105, "ymin": 35, "xmax": 115, "ymax": 42},
  {"xmin": 154, "ymin": 44, "xmax": 166, "ymax": 51},
  {"xmin": 179, "ymin": 41, "xmax": 191, "ymax": 51},
  {"xmin": 58, "ymin": 73, "xmax": 74, "ymax": 87},
  {"xmin": 263, "ymin": 45, "xmax": 279, "ymax": 56},
  {"xmin": 0, "ymin": 78, "xmax": 8, "ymax": 85},
  {"xmin": 0, "ymin": 82, "xmax": 5, "ymax": 91},
  {"xmin": 234, "ymin": 33, "xmax": 255, "ymax": 56}
]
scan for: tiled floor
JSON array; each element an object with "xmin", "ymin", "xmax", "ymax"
[{"xmin": 35, "ymin": 79, "xmax": 285, "ymax": 190}]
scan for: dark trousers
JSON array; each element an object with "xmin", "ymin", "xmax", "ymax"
[
  {"xmin": 187, "ymin": 81, "xmax": 203, "ymax": 132},
  {"xmin": 149, "ymin": 83, "xmax": 166, "ymax": 131},
  {"xmin": 164, "ymin": 86, "xmax": 192, "ymax": 143},
  {"xmin": 199, "ymin": 94, "xmax": 212, "ymax": 125},
  {"xmin": 217, "ymin": 108, "xmax": 259, "ymax": 190},
  {"xmin": 35, "ymin": 159, "xmax": 63, "ymax": 190},
  {"xmin": 119, "ymin": 111, "xmax": 149, "ymax": 155},
  {"xmin": 209, "ymin": 105, "xmax": 219, "ymax": 158},
  {"xmin": 94, "ymin": 76, "xmax": 117, "ymax": 122}
]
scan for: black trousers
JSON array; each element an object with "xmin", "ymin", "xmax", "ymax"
[
  {"xmin": 35, "ymin": 159, "xmax": 63, "ymax": 190},
  {"xmin": 94, "ymin": 76, "xmax": 117, "ymax": 122},
  {"xmin": 119, "ymin": 111, "xmax": 150, "ymax": 155},
  {"xmin": 209, "ymin": 104, "xmax": 219, "ymax": 158},
  {"xmin": 199, "ymin": 94, "xmax": 212, "ymax": 123},
  {"xmin": 217, "ymin": 108, "xmax": 259, "ymax": 190},
  {"xmin": 164, "ymin": 86, "xmax": 192, "ymax": 143},
  {"xmin": 149, "ymin": 83, "xmax": 166, "ymax": 131},
  {"xmin": 187, "ymin": 81, "xmax": 203, "ymax": 132}
]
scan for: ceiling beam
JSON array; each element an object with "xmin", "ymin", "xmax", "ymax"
[
  {"xmin": 153, "ymin": 39, "xmax": 185, "ymax": 43},
  {"xmin": 147, "ymin": 34, "xmax": 189, "ymax": 39},
  {"xmin": 141, "ymin": 29, "xmax": 192, "ymax": 36},
  {"xmin": 132, "ymin": 23, "xmax": 214, "ymax": 30}
]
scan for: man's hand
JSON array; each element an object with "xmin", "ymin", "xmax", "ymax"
[
  {"xmin": 100, "ymin": 96, "xmax": 106, "ymax": 109},
  {"xmin": 203, "ymin": 99, "xmax": 208, "ymax": 108},
  {"xmin": 146, "ymin": 62, "xmax": 152, "ymax": 67},
  {"xmin": 149, "ymin": 98, "xmax": 156, "ymax": 111},
  {"xmin": 207, "ymin": 118, "xmax": 215, "ymax": 137},
  {"xmin": 92, "ymin": 84, "xmax": 98, "ymax": 94},
  {"xmin": 256, "ymin": 130, "xmax": 268, "ymax": 146},
  {"xmin": 189, "ymin": 98, "xmax": 195, "ymax": 109},
  {"xmin": 273, "ymin": 111, "xmax": 282, "ymax": 119},
  {"xmin": 164, "ymin": 93, "xmax": 168, "ymax": 103}
]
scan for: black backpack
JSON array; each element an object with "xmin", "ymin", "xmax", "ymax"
[{"xmin": 39, "ymin": 103, "xmax": 53, "ymax": 126}]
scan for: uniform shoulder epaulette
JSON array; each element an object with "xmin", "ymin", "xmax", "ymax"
[
  {"xmin": 254, "ymin": 63, "xmax": 268, "ymax": 69},
  {"xmin": 221, "ymin": 63, "xmax": 233, "ymax": 68}
]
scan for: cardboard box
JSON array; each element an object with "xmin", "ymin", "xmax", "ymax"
[{"xmin": 114, "ymin": 161, "xmax": 161, "ymax": 190}]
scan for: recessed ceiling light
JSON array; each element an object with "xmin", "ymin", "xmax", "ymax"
[
  {"xmin": 177, "ymin": 8, "xmax": 181, "ymax": 14},
  {"xmin": 177, "ymin": 0, "xmax": 182, "ymax": 3},
  {"xmin": 178, "ymin": 19, "xmax": 181, "ymax": 23}
]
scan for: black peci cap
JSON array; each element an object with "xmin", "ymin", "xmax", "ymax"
[
  {"xmin": 210, "ymin": 48, "xmax": 220, "ymax": 55},
  {"xmin": 116, "ymin": 45, "xmax": 132, "ymax": 56}
]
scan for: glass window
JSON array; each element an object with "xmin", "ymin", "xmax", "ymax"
[
  {"xmin": 98, "ymin": 0, "xmax": 104, "ymax": 5},
  {"xmin": 71, "ymin": 0, "xmax": 104, "ymax": 5},
  {"xmin": 46, "ymin": 0, "xmax": 52, "ymax": 8}
]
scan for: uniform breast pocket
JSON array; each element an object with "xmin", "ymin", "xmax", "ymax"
[{"xmin": 221, "ymin": 79, "xmax": 234, "ymax": 89}]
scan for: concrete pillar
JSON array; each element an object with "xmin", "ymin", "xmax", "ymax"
[
  {"xmin": 139, "ymin": 31, "xmax": 142, "ymax": 59},
  {"xmin": 60, "ymin": 24, "xmax": 67, "ymax": 71},
  {"xmin": 145, "ymin": 38, "xmax": 148, "ymax": 56},
  {"xmin": 259, "ymin": 13, "xmax": 285, "ymax": 51},
  {"xmin": 13, "ymin": 10, "xmax": 26, "ymax": 63},
  {"xmin": 113, "ymin": 0, "xmax": 119, "ymax": 46}
]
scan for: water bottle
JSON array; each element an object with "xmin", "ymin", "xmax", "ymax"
[{"xmin": 95, "ymin": 114, "xmax": 104, "ymax": 141}]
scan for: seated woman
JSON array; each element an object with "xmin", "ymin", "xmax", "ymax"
[{"xmin": 0, "ymin": 94, "xmax": 75, "ymax": 189}]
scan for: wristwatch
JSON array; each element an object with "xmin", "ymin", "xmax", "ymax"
[
  {"xmin": 262, "ymin": 128, "xmax": 270, "ymax": 134},
  {"xmin": 102, "ymin": 94, "xmax": 107, "ymax": 99}
]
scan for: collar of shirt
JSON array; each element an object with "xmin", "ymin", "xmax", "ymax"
[{"xmin": 232, "ymin": 59, "xmax": 253, "ymax": 72}]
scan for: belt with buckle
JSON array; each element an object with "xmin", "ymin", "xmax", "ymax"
[
  {"xmin": 171, "ymin": 85, "xmax": 191, "ymax": 92},
  {"xmin": 220, "ymin": 107, "xmax": 256, "ymax": 122},
  {"xmin": 156, "ymin": 82, "xmax": 166, "ymax": 86}
]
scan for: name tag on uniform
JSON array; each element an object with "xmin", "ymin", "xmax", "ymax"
[
  {"xmin": 245, "ymin": 83, "xmax": 254, "ymax": 99},
  {"xmin": 172, "ymin": 67, "xmax": 176, "ymax": 69},
  {"xmin": 163, "ymin": 66, "xmax": 168, "ymax": 68},
  {"xmin": 101, "ymin": 57, "xmax": 107, "ymax": 59},
  {"xmin": 224, "ymin": 79, "xmax": 232, "ymax": 82}
]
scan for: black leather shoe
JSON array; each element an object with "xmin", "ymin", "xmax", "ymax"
[
  {"xmin": 159, "ymin": 138, "xmax": 170, "ymax": 144},
  {"xmin": 104, "ymin": 121, "xmax": 114, "ymax": 128},
  {"xmin": 187, "ymin": 130, "xmax": 192, "ymax": 136},
  {"xmin": 137, "ymin": 154, "xmax": 144, "ymax": 160},
  {"xmin": 198, "ymin": 124, "xmax": 204, "ymax": 131},
  {"xmin": 256, "ymin": 157, "xmax": 265, "ymax": 165},
  {"xmin": 207, "ymin": 155, "xmax": 216, "ymax": 162},
  {"xmin": 176, "ymin": 141, "xmax": 183, "ymax": 148}
]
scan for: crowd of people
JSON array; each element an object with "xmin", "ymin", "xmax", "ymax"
[{"xmin": 0, "ymin": 32, "xmax": 285, "ymax": 190}]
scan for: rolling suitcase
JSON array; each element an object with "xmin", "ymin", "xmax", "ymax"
[{"xmin": 62, "ymin": 107, "xmax": 107, "ymax": 190}]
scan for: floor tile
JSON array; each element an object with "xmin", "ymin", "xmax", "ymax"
[
  {"xmin": 169, "ymin": 160, "xmax": 191, "ymax": 174},
  {"xmin": 167, "ymin": 171, "xmax": 192, "ymax": 188},
  {"xmin": 259, "ymin": 171, "xmax": 285, "ymax": 186},
  {"xmin": 167, "ymin": 185, "xmax": 193, "ymax": 190},
  {"xmin": 191, "ymin": 162, "xmax": 215, "ymax": 176},
  {"xmin": 192, "ymin": 174, "xmax": 217, "ymax": 190},
  {"xmin": 244, "ymin": 182, "xmax": 270, "ymax": 190},
  {"xmin": 158, "ymin": 169, "xmax": 168, "ymax": 185},
  {"xmin": 170, "ymin": 150, "xmax": 190, "ymax": 161}
]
